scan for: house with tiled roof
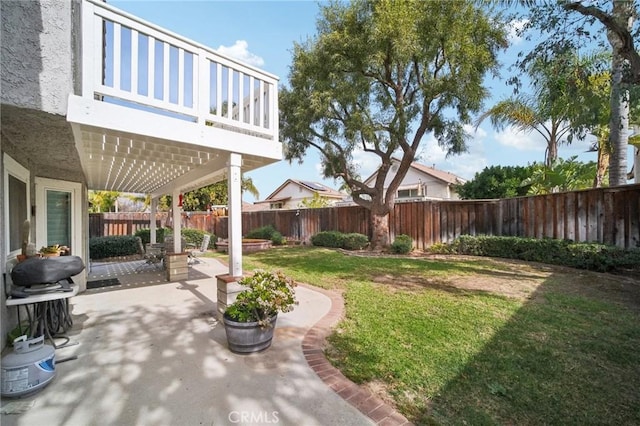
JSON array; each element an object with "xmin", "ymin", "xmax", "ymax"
[
  {"xmin": 254, "ymin": 179, "xmax": 346, "ymax": 210},
  {"xmin": 363, "ymin": 159, "xmax": 466, "ymax": 201}
]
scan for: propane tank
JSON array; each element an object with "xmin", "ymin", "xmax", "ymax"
[{"xmin": 1, "ymin": 335, "xmax": 56, "ymax": 397}]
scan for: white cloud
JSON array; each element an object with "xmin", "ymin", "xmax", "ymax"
[
  {"xmin": 507, "ymin": 19, "xmax": 529, "ymax": 45},
  {"xmin": 414, "ymin": 135, "xmax": 488, "ymax": 180},
  {"xmin": 417, "ymin": 135, "xmax": 448, "ymax": 166},
  {"xmin": 464, "ymin": 124, "xmax": 487, "ymax": 140},
  {"xmin": 216, "ymin": 40, "xmax": 265, "ymax": 67},
  {"xmin": 351, "ymin": 147, "xmax": 382, "ymax": 180},
  {"xmin": 493, "ymin": 126, "xmax": 545, "ymax": 151}
]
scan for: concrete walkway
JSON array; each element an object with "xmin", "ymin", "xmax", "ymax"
[{"xmin": 1, "ymin": 258, "xmax": 409, "ymax": 426}]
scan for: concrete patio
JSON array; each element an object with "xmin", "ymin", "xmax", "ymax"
[{"xmin": 1, "ymin": 258, "xmax": 409, "ymax": 426}]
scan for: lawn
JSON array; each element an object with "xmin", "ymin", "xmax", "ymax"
[{"xmin": 209, "ymin": 247, "xmax": 640, "ymax": 425}]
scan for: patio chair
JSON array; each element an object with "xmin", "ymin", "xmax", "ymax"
[
  {"xmin": 186, "ymin": 234, "xmax": 211, "ymax": 264},
  {"xmin": 135, "ymin": 237, "xmax": 165, "ymax": 271}
]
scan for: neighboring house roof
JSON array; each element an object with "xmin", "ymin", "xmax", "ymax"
[
  {"xmin": 259, "ymin": 179, "xmax": 345, "ymax": 202},
  {"xmin": 364, "ymin": 159, "xmax": 466, "ymax": 186},
  {"xmin": 242, "ymin": 201, "xmax": 270, "ymax": 212},
  {"xmin": 408, "ymin": 162, "xmax": 466, "ymax": 185}
]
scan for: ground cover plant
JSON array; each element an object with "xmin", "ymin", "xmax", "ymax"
[{"xmin": 218, "ymin": 246, "xmax": 640, "ymax": 425}]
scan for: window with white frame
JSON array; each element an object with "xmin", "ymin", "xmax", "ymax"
[
  {"xmin": 270, "ymin": 202, "xmax": 284, "ymax": 209},
  {"xmin": 397, "ymin": 188, "xmax": 419, "ymax": 199},
  {"xmin": 3, "ymin": 154, "xmax": 30, "ymax": 257}
]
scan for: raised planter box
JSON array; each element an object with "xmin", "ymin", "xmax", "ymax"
[{"xmin": 215, "ymin": 239, "xmax": 272, "ymax": 254}]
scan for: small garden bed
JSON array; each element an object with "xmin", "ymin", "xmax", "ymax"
[{"xmin": 215, "ymin": 239, "xmax": 272, "ymax": 254}]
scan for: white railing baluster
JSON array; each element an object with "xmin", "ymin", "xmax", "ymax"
[
  {"xmin": 227, "ymin": 68, "xmax": 233, "ymax": 120},
  {"xmin": 113, "ymin": 22, "xmax": 121, "ymax": 90},
  {"xmin": 238, "ymin": 72, "xmax": 244, "ymax": 123},
  {"xmin": 249, "ymin": 76, "xmax": 255, "ymax": 126},
  {"xmin": 82, "ymin": 2, "xmax": 97, "ymax": 96},
  {"xmin": 197, "ymin": 50, "xmax": 208, "ymax": 123},
  {"xmin": 216, "ymin": 62, "xmax": 222, "ymax": 117},
  {"xmin": 258, "ymin": 80, "xmax": 265, "ymax": 128},
  {"xmin": 271, "ymin": 82, "xmax": 278, "ymax": 140}
]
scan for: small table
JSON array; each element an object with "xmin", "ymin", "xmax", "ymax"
[{"xmin": 6, "ymin": 282, "xmax": 78, "ymax": 349}]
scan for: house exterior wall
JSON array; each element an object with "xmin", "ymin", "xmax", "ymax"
[
  {"xmin": 1, "ymin": 0, "xmax": 80, "ymax": 114},
  {"xmin": 271, "ymin": 183, "xmax": 316, "ymax": 209},
  {"xmin": 374, "ymin": 167, "xmax": 458, "ymax": 200},
  {"xmin": 1, "ymin": 0, "xmax": 85, "ymax": 350}
]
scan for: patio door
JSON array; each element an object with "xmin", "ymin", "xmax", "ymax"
[{"xmin": 35, "ymin": 178, "xmax": 83, "ymax": 256}]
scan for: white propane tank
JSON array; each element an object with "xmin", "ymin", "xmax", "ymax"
[{"xmin": 1, "ymin": 335, "xmax": 56, "ymax": 397}]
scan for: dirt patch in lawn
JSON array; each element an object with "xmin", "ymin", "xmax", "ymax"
[{"xmin": 370, "ymin": 255, "xmax": 640, "ymax": 310}]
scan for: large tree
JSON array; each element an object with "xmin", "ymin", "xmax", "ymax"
[{"xmin": 280, "ymin": 0, "xmax": 507, "ymax": 249}]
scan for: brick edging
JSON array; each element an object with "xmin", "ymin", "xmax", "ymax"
[{"xmin": 300, "ymin": 284, "xmax": 412, "ymax": 426}]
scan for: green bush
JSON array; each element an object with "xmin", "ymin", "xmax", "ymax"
[
  {"xmin": 341, "ymin": 233, "xmax": 369, "ymax": 250},
  {"xmin": 270, "ymin": 231, "xmax": 286, "ymax": 246},
  {"xmin": 391, "ymin": 234, "xmax": 413, "ymax": 254},
  {"xmin": 134, "ymin": 227, "xmax": 169, "ymax": 245},
  {"xmin": 430, "ymin": 235, "xmax": 640, "ymax": 273},
  {"xmin": 245, "ymin": 225, "xmax": 286, "ymax": 245},
  {"xmin": 89, "ymin": 235, "xmax": 140, "ymax": 259},
  {"xmin": 311, "ymin": 231, "xmax": 345, "ymax": 248},
  {"xmin": 181, "ymin": 228, "xmax": 215, "ymax": 249},
  {"xmin": 311, "ymin": 231, "xmax": 369, "ymax": 250}
]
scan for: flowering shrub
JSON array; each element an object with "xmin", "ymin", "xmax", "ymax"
[{"xmin": 224, "ymin": 270, "xmax": 298, "ymax": 327}]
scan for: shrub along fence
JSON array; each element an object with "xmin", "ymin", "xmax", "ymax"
[{"xmin": 90, "ymin": 184, "xmax": 640, "ymax": 250}]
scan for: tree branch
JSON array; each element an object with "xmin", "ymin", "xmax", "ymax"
[{"xmin": 564, "ymin": 1, "xmax": 640, "ymax": 84}]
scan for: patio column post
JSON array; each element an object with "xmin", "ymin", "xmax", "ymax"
[
  {"xmin": 216, "ymin": 153, "xmax": 244, "ymax": 318},
  {"xmin": 150, "ymin": 197, "xmax": 157, "ymax": 244},
  {"xmin": 172, "ymin": 189, "xmax": 181, "ymax": 253},
  {"xmin": 228, "ymin": 152, "xmax": 242, "ymax": 277}
]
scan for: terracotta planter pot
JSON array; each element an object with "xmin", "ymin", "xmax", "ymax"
[{"xmin": 222, "ymin": 313, "xmax": 277, "ymax": 354}]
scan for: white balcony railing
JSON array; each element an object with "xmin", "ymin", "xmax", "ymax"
[{"xmin": 81, "ymin": 0, "xmax": 278, "ymax": 141}]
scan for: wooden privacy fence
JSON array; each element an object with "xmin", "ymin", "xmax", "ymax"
[
  {"xmin": 90, "ymin": 184, "xmax": 640, "ymax": 250},
  {"xmin": 89, "ymin": 212, "xmax": 168, "ymax": 238}
]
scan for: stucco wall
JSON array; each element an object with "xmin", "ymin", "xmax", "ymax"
[
  {"xmin": 1, "ymin": 0, "xmax": 77, "ymax": 115},
  {"xmin": 1, "ymin": 0, "xmax": 84, "ymax": 350}
]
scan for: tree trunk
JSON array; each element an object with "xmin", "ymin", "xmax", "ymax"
[
  {"xmin": 546, "ymin": 126, "xmax": 558, "ymax": 168},
  {"xmin": 607, "ymin": 1, "xmax": 633, "ymax": 186},
  {"xmin": 369, "ymin": 210, "xmax": 390, "ymax": 251},
  {"xmin": 594, "ymin": 134, "xmax": 611, "ymax": 188},
  {"xmin": 633, "ymin": 147, "xmax": 639, "ymax": 183}
]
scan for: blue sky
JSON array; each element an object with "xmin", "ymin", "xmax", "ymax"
[{"xmin": 110, "ymin": 0, "xmax": 625, "ymax": 203}]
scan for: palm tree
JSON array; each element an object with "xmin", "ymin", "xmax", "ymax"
[
  {"xmin": 476, "ymin": 95, "xmax": 572, "ymax": 168},
  {"xmin": 241, "ymin": 177, "xmax": 259, "ymax": 200}
]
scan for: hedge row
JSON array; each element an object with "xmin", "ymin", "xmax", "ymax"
[
  {"xmin": 430, "ymin": 235, "xmax": 640, "ymax": 273},
  {"xmin": 90, "ymin": 228, "xmax": 215, "ymax": 259},
  {"xmin": 311, "ymin": 231, "xmax": 369, "ymax": 250}
]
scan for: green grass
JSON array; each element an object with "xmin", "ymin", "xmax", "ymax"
[
  {"xmin": 221, "ymin": 246, "xmax": 511, "ymax": 290},
  {"xmin": 207, "ymin": 247, "xmax": 640, "ymax": 425}
]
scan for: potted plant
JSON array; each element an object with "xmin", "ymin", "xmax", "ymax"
[
  {"xmin": 223, "ymin": 269, "xmax": 297, "ymax": 354},
  {"xmin": 40, "ymin": 244, "xmax": 61, "ymax": 257}
]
